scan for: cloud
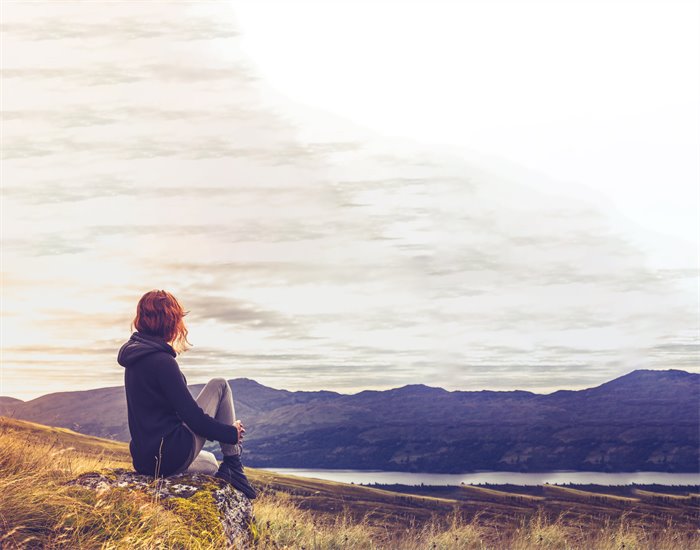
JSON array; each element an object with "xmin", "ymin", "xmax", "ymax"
[
  {"xmin": 3, "ymin": 343, "xmax": 119, "ymax": 356},
  {"xmin": 2, "ymin": 235, "xmax": 90, "ymax": 256},
  {"xmin": 1, "ymin": 17, "xmax": 239, "ymax": 41},
  {"xmin": 188, "ymin": 349, "xmax": 324, "ymax": 363},
  {"xmin": 3, "ymin": 176, "xmax": 331, "ymax": 204},
  {"xmin": 1, "ymin": 63, "xmax": 258, "ymax": 86},
  {"xmin": 1, "ymin": 136, "xmax": 361, "ymax": 163},
  {"xmin": 648, "ymin": 341, "xmax": 700, "ymax": 368},
  {"xmin": 181, "ymin": 293, "xmax": 312, "ymax": 340},
  {"xmin": 2, "ymin": 105, "xmax": 284, "ymax": 128}
]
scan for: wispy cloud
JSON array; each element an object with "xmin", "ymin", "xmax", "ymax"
[
  {"xmin": 1, "ymin": 17, "xmax": 240, "ymax": 41},
  {"xmin": 2, "ymin": 63, "xmax": 258, "ymax": 86},
  {"xmin": 2, "ymin": 106, "xmax": 284, "ymax": 128},
  {"xmin": 2, "ymin": 136, "xmax": 358, "ymax": 162}
]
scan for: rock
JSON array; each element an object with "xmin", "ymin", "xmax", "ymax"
[{"xmin": 66, "ymin": 467, "xmax": 254, "ymax": 549}]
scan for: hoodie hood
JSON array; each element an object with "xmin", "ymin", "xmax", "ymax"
[{"xmin": 117, "ymin": 331, "xmax": 176, "ymax": 367}]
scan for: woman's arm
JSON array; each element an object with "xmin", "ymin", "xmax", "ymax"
[{"xmin": 155, "ymin": 357, "xmax": 239, "ymax": 444}]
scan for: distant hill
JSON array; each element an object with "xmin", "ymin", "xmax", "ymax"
[{"xmin": 1, "ymin": 369, "xmax": 698, "ymax": 473}]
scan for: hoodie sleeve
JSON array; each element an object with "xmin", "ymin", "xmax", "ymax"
[{"xmin": 155, "ymin": 356, "xmax": 239, "ymax": 444}]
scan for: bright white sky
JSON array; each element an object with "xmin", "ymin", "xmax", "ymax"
[
  {"xmin": 1, "ymin": 0, "xmax": 698, "ymax": 400},
  {"xmin": 232, "ymin": 0, "xmax": 699, "ymax": 263}
]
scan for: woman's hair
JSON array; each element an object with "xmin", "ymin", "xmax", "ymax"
[{"xmin": 130, "ymin": 289, "xmax": 193, "ymax": 354}]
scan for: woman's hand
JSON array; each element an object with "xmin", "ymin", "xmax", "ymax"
[{"xmin": 234, "ymin": 419, "xmax": 245, "ymax": 442}]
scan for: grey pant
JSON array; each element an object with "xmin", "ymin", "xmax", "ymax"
[{"xmin": 173, "ymin": 377, "xmax": 242, "ymax": 476}]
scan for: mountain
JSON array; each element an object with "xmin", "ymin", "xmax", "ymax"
[
  {"xmin": 1, "ymin": 369, "xmax": 698, "ymax": 473},
  {"xmin": 0, "ymin": 396, "xmax": 23, "ymax": 406}
]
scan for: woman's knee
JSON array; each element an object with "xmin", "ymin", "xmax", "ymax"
[{"xmin": 208, "ymin": 377, "xmax": 229, "ymax": 390}]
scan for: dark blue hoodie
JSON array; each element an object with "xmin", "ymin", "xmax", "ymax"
[{"xmin": 117, "ymin": 331, "xmax": 239, "ymax": 477}]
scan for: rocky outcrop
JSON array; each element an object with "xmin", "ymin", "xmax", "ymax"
[{"xmin": 67, "ymin": 468, "xmax": 254, "ymax": 549}]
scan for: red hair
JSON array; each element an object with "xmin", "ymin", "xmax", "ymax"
[{"xmin": 130, "ymin": 290, "xmax": 192, "ymax": 354}]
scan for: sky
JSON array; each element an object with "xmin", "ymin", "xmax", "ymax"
[{"xmin": 1, "ymin": 0, "xmax": 698, "ymax": 400}]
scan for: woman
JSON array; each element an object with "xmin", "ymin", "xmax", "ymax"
[{"xmin": 117, "ymin": 289, "xmax": 256, "ymax": 499}]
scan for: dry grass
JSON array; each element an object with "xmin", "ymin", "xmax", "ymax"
[
  {"xmin": 1, "ymin": 417, "xmax": 698, "ymax": 549},
  {"xmin": 250, "ymin": 490, "xmax": 700, "ymax": 550},
  {"xmin": 542, "ymin": 484, "xmax": 640, "ymax": 503},
  {"xmin": 0, "ymin": 418, "xmax": 229, "ymax": 549},
  {"xmin": 251, "ymin": 490, "xmax": 375, "ymax": 549}
]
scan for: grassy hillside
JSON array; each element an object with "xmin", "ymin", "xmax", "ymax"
[{"xmin": 0, "ymin": 416, "xmax": 697, "ymax": 549}]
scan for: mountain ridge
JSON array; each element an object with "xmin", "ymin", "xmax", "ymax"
[
  {"xmin": 5, "ymin": 368, "xmax": 693, "ymax": 403},
  {"xmin": 1, "ymin": 368, "xmax": 697, "ymax": 473}
]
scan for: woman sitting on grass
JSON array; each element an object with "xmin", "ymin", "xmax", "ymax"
[{"xmin": 117, "ymin": 289, "xmax": 256, "ymax": 499}]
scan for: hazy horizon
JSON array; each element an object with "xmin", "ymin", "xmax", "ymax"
[{"xmin": 2, "ymin": 1, "xmax": 698, "ymax": 400}]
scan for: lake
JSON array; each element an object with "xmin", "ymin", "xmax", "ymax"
[{"xmin": 257, "ymin": 468, "xmax": 700, "ymax": 486}]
